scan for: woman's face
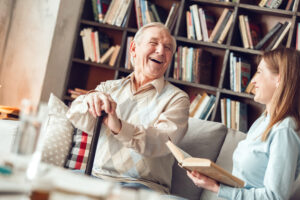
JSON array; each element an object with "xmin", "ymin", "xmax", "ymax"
[{"xmin": 251, "ymin": 59, "xmax": 279, "ymax": 107}]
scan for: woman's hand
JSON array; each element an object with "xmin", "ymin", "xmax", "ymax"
[
  {"xmin": 187, "ymin": 170, "xmax": 220, "ymax": 193},
  {"xmin": 85, "ymin": 92, "xmax": 121, "ymax": 134}
]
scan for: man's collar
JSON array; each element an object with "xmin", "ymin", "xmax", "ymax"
[{"xmin": 127, "ymin": 72, "xmax": 165, "ymax": 94}]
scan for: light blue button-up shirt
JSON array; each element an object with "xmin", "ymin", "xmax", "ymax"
[{"xmin": 218, "ymin": 114, "xmax": 300, "ymax": 200}]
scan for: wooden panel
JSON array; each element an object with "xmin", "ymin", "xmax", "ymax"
[{"xmin": 0, "ymin": 0, "xmax": 60, "ymax": 108}]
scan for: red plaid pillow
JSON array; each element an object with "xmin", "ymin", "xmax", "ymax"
[{"xmin": 65, "ymin": 128, "xmax": 91, "ymax": 170}]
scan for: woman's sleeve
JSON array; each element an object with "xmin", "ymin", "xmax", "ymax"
[{"xmin": 218, "ymin": 128, "xmax": 299, "ymax": 200}]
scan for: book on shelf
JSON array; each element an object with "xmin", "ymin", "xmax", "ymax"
[
  {"xmin": 68, "ymin": 88, "xmax": 88, "ymax": 99},
  {"xmin": 134, "ymin": 0, "xmax": 143, "ymax": 28},
  {"xmin": 186, "ymin": 11, "xmax": 195, "ymax": 40},
  {"xmin": 199, "ymin": 8, "xmax": 209, "ymax": 42},
  {"xmin": 166, "ymin": 140, "xmax": 245, "ymax": 188},
  {"xmin": 204, "ymin": 10, "xmax": 216, "ymax": 38},
  {"xmin": 189, "ymin": 94, "xmax": 202, "ymax": 115},
  {"xmin": 108, "ymin": 45, "xmax": 121, "ymax": 66},
  {"xmin": 258, "ymin": 0, "xmax": 268, "ymax": 7},
  {"xmin": 239, "ymin": 15, "xmax": 249, "ymax": 49},
  {"xmin": 91, "ymin": 0, "xmax": 111, "ymax": 22},
  {"xmin": 265, "ymin": 0, "xmax": 283, "ymax": 9},
  {"xmin": 245, "ymin": 73, "xmax": 257, "ymax": 95},
  {"xmin": 199, "ymin": 95, "xmax": 216, "ymax": 120},
  {"xmin": 254, "ymin": 22, "xmax": 283, "ymax": 50},
  {"xmin": 285, "ymin": 0, "xmax": 295, "ymax": 10},
  {"xmin": 190, "ymin": 4, "xmax": 202, "ymax": 41},
  {"xmin": 150, "ymin": 2, "xmax": 161, "ymax": 22},
  {"xmin": 209, "ymin": 8, "xmax": 229, "ymax": 42},
  {"xmin": 271, "ymin": 21, "xmax": 291, "ymax": 50},
  {"xmin": 195, "ymin": 49, "xmax": 213, "ymax": 84},
  {"xmin": 249, "ymin": 22, "xmax": 262, "ymax": 47},
  {"xmin": 265, "ymin": 21, "xmax": 290, "ymax": 51},
  {"xmin": 240, "ymin": 58, "xmax": 251, "ymax": 92},
  {"xmin": 217, "ymin": 13, "xmax": 233, "ymax": 44},
  {"xmin": 212, "ymin": 10, "xmax": 232, "ymax": 43},
  {"xmin": 114, "ymin": 0, "xmax": 131, "ymax": 26},
  {"xmin": 220, "ymin": 98, "xmax": 227, "ymax": 126},
  {"xmin": 189, "ymin": 92, "xmax": 209, "ymax": 118},
  {"xmin": 244, "ymin": 16, "xmax": 253, "ymax": 49},
  {"xmin": 165, "ymin": 2, "xmax": 180, "ymax": 32},
  {"xmin": 100, "ymin": 46, "xmax": 116, "ymax": 64}
]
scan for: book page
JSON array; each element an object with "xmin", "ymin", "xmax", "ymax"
[{"xmin": 166, "ymin": 141, "xmax": 192, "ymax": 164}]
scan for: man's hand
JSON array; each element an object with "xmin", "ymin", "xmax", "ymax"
[
  {"xmin": 187, "ymin": 170, "xmax": 220, "ymax": 193},
  {"xmin": 86, "ymin": 92, "xmax": 121, "ymax": 134}
]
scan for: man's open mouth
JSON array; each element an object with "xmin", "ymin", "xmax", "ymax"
[{"xmin": 149, "ymin": 58, "xmax": 163, "ymax": 64}]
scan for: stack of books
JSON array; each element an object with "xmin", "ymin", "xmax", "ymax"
[
  {"xmin": 0, "ymin": 106, "xmax": 20, "ymax": 120},
  {"xmin": 189, "ymin": 92, "xmax": 216, "ymax": 120},
  {"xmin": 173, "ymin": 47, "xmax": 213, "ymax": 85},
  {"xmin": 93, "ymin": 0, "xmax": 131, "ymax": 27},
  {"xmin": 229, "ymin": 53, "xmax": 251, "ymax": 93},
  {"xmin": 220, "ymin": 98, "xmax": 248, "ymax": 132}
]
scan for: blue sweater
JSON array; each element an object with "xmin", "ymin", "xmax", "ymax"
[{"xmin": 218, "ymin": 115, "xmax": 300, "ymax": 200}]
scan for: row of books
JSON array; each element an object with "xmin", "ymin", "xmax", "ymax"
[
  {"xmin": 208, "ymin": 8, "xmax": 233, "ymax": 44},
  {"xmin": 92, "ymin": 0, "xmax": 131, "ymax": 27},
  {"xmin": 80, "ymin": 28, "xmax": 120, "ymax": 66},
  {"xmin": 91, "ymin": 0, "xmax": 110, "ymax": 23},
  {"xmin": 173, "ymin": 47, "xmax": 213, "ymax": 85},
  {"xmin": 258, "ymin": 0, "xmax": 282, "ymax": 9},
  {"xmin": 189, "ymin": 92, "xmax": 216, "ymax": 120},
  {"xmin": 254, "ymin": 21, "xmax": 291, "ymax": 51},
  {"xmin": 229, "ymin": 53, "xmax": 251, "ymax": 93},
  {"xmin": 220, "ymin": 98, "xmax": 248, "ymax": 132},
  {"xmin": 0, "ymin": 106, "xmax": 19, "ymax": 120},
  {"xmin": 186, "ymin": 5, "xmax": 215, "ymax": 42},
  {"xmin": 68, "ymin": 88, "xmax": 89, "ymax": 99},
  {"xmin": 134, "ymin": 0, "xmax": 179, "ymax": 32},
  {"xmin": 134, "ymin": 0, "xmax": 166, "ymax": 28},
  {"xmin": 238, "ymin": 15, "xmax": 261, "ymax": 49},
  {"xmin": 258, "ymin": 0, "xmax": 296, "ymax": 10}
]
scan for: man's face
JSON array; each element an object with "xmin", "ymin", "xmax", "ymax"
[{"xmin": 130, "ymin": 27, "xmax": 174, "ymax": 81}]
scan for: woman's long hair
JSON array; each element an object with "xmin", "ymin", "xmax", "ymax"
[{"xmin": 261, "ymin": 48, "xmax": 300, "ymax": 141}]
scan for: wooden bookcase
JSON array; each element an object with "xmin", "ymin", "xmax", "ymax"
[{"xmin": 63, "ymin": 0, "xmax": 300, "ymax": 131}]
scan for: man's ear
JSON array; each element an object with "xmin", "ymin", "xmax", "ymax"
[{"xmin": 129, "ymin": 40, "xmax": 136, "ymax": 58}]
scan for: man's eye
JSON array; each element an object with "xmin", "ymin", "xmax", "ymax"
[{"xmin": 150, "ymin": 42, "xmax": 157, "ymax": 45}]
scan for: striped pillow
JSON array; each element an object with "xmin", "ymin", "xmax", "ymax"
[{"xmin": 65, "ymin": 128, "xmax": 92, "ymax": 170}]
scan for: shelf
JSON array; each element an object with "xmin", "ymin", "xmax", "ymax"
[
  {"xmin": 191, "ymin": 0, "xmax": 236, "ymax": 7},
  {"xmin": 72, "ymin": 58, "xmax": 117, "ymax": 71},
  {"xmin": 229, "ymin": 46, "xmax": 263, "ymax": 55},
  {"xmin": 175, "ymin": 36, "xmax": 228, "ymax": 50},
  {"xmin": 166, "ymin": 78, "xmax": 218, "ymax": 92},
  {"xmin": 239, "ymin": 4, "xmax": 295, "ymax": 17},
  {"xmin": 219, "ymin": 88, "xmax": 254, "ymax": 99},
  {"xmin": 80, "ymin": 19, "xmax": 126, "ymax": 31}
]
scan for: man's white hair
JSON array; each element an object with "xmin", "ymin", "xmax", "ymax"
[{"xmin": 130, "ymin": 22, "xmax": 177, "ymax": 67}]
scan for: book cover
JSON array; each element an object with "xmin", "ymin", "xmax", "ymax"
[
  {"xmin": 189, "ymin": 94, "xmax": 202, "ymax": 116},
  {"xmin": 239, "ymin": 102, "xmax": 248, "ymax": 132},
  {"xmin": 221, "ymin": 98, "xmax": 227, "ymax": 126},
  {"xmin": 240, "ymin": 58, "xmax": 251, "ymax": 92},
  {"xmin": 195, "ymin": 49, "xmax": 213, "ymax": 85},
  {"xmin": 199, "ymin": 8, "xmax": 209, "ymax": 42},
  {"xmin": 200, "ymin": 95, "xmax": 216, "ymax": 120},
  {"xmin": 166, "ymin": 141, "xmax": 245, "ymax": 188},
  {"xmin": 134, "ymin": 0, "xmax": 143, "ymax": 28},
  {"xmin": 239, "ymin": 15, "xmax": 249, "ymax": 49},
  {"xmin": 244, "ymin": 16, "xmax": 253, "ymax": 49},
  {"xmin": 249, "ymin": 22, "xmax": 262, "ymax": 47},
  {"xmin": 109, "ymin": 45, "xmax": 120, "ymax": 66},
  {"xmin": 217, "ymin": 13, "xmax": 233, "ymax": 44},
  {"xmin": 149, "ymin": 3, "xmax": 161, "ymax": 22}
]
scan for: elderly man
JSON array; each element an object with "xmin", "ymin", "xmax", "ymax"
[{"xmin": 67, "ymin": 22, "xmax": 189, "ymax": 193}]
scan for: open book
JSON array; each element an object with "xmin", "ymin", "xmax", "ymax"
[{"xmin": 166, "ymin": 141, "xmax": 244, "ymax": 188}]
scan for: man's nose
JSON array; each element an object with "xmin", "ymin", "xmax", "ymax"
[{"xmin": 155, "ymin": 44, "xmax": 164, "ymax": 55}]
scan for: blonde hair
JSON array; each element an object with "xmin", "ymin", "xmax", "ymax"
[{"xmin": 260, "ymin": 48, "xmax": 300, "ymax": 141}]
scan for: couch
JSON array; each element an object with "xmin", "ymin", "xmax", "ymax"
[{"xmin": 1, "ymin": 94, "xmax": 299, "ymax": 200}]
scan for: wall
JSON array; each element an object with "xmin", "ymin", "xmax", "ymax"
[{"xmin": 0, "ymin": 0, "xmax": 83, "ymax": 108}]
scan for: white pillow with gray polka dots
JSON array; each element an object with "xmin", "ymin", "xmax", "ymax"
[{"xmin": 41, "ymin": 93, "xmax": 74, "ymax": 167}]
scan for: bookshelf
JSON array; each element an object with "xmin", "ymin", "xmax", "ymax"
[{"xmin": 63, "ymin": 0, "xmax": 300, "ymax": 132}]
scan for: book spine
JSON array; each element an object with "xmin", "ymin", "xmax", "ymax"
[
  {"xmin": 213, "ymin": 11, "xmax": 232, "ymax": 43},
  {"xmin": 209, "ymin": 8, "xmax": 229, "ymax": 42}
]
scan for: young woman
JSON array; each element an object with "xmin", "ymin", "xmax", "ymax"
[{"xmin": 187, "ymin": 48, "xmax": 300, "ymax": 199}]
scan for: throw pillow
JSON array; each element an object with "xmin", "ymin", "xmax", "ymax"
[
  {"xmin": 41, "ymin": 93, "xmax": 74, "ymax": 167},
  {"xmin": 65, "ymin": 128, "xmax": 92, "ymax": 170},
  {"xmin": 199, "ymin": 128, "xmax": 246, "ymax": 200},
  {"xmin": 170, "ymin": 118, "xmax": 227, "ymax": 200}
]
